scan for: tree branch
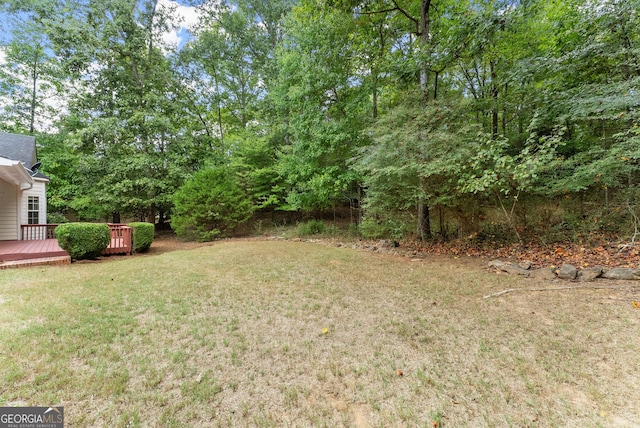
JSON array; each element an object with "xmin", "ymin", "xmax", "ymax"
[
  {"xmin": 355, "ymin": 7, "xmax": 398, "ymax": 16},
  {"xmin": 390, "ymin": 0, "xmax": 419, "ymax": 27},
  {"xmin": 483, "ymin": 285, "xmax": 637, "ymax": 299}
]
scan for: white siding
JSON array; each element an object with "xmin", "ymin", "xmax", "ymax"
[
  {"xmin": 0, "ymin": 179, "xmax": 18, "ymax": 240},
  {"xmin": 20, "ymin": 180, "xmax": 48, "ymax": 236}
]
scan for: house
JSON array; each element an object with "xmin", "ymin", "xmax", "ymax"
[{"xmin": 0, "ymin": 132, "xmax": 49, "ymax": 240}]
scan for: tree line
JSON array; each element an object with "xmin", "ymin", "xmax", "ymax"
[{"xmin": 1, "ymin": 0, "xmax": 638, "ymax": 242}]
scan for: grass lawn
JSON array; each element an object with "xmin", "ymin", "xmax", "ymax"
[{"xmin": 1, "ymin": 240, "xmax": 639, "ymax": 427}]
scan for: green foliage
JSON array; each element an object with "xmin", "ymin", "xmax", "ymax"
[
  {"xmin": 37, "ymin": 133, "xmax": 81, "ymax": 216},
  {"xmin": 4, "ymin": 0, "xmax": 640, "ymax": 243},
  {"xmin": 55, "ymin": 223, "xmax": 110, "ymax": 260},
  {"xmin": 0, "ymin": 1, "xmax": 62, "ymax": 133},
  {"xmin": 46, "ymin": 212, "xmax": 69, "ymax": 224},
  {"xmin": 359, "ymin": 218, "xmax": 409, "ymax": 240},
  {"xmin": 348, "ymin": 223, "xmax": 359, "ymax": 238},
  {"xmin": 171, "ymin": 167, "xmax": 254, "ymax": 241},
  {"xmin": 272, "ymin": 3, "xmax": 367, "ymax": 211},
  {"xmin": 40, "ymin": 0, "xmax": 204, "ymax": 222},
  {"xmin": 296, "ymin": 220, "xmax": 326, "ymax": 237},
  {"xmin": 356, "ymin": 95, "xmax": 477, "ymax": 238},
  {"xmin": 230, "ymin": 134, "xmax": 285, "ymax": 210},
  {"xmin": 128, "ymin": 222, "xmax": 155, "ymax": 253},
  {"xmin": 458, "ymin": 131, "xmax": 563, "ymax": 196}
]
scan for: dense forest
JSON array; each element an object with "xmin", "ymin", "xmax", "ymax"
[{"xmin": 1, "ymin": 0, "xmax": 638, "ymax": 243}]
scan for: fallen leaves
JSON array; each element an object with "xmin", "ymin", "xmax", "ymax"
[{"xmin": 413, "ymin": 237, "xmax": 640, "ymax": 270}]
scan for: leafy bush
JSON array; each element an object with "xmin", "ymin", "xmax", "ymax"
[
  {"xmin": 128, "ymin": 222, "xmax": 155, "ymax": 253},
  {"xmin": 359, "ymin": 218, "xmax": 409, "ymax": 240},
  {"xmin": 172, "ymin": 167, "xmax": 254, "ymax": 241},
  {"xmin": 474, "ymin": 222, "xmax": 514, "ymax": 244},
  {"xmin": 296, "ymin": 220, "xmax": 326, "ymax": 236},
  {"xmin": 47, "ymin": 212, "xmax": 69, "ymax": 224},
  {"xmin": 55, "ymin": 223, "xmax": 110, "ymax": 260}
]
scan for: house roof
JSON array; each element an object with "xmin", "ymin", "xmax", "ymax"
[
  {"xmin": 0, "ymin": 132, "xmax": 49, "ymax": 181},
  {"xmin": 0, "ymin": 132, "xmax": 38, "ymax": 167}
]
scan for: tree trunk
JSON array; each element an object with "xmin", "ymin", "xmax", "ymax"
[
  {"xmin": 372, "ymin": 74, "xmax": 378, "ymax": 119},
  {"xmin": 416, "ymin": 0, "xmax": 432, "ymax": 240},
  {"xmin": 417, "ymin": 177, "xmax": 432, "ymax": 240},
  {"xmin": 501, "ymin": 82, "xmax": 507, "ymax": 135},
  {"xmin": 29, "ymin": 52, "xmax": 39, "ymax": 134},
  {"xmin": 214, "ymin": 71, "xmax": 225, "ymax": 156},
  {"xmin": 417, "ymin": 196, "xmax": 432, "ymax": 240},
  {"xmin": 158, "ymin": 210, "xmax": 166, "ymax": 230},
  {"xmin": 433, "ymin": 71, "xmax": 439, "ymax": 99},
  {"xmin": 148, "ymin": 204, "xmax": 156, "ymax": 224},
  {"xmin": 490, "ymin": 59, "xmax": 498, "ymax": 138},
  {"xmin": 419, "ymin": 0, "xmax": 432, "ymax": 101}
]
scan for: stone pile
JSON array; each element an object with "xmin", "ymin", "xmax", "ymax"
[{"xmin": 488, "ymin": 260, "xmax": 640, "ymax": 282}]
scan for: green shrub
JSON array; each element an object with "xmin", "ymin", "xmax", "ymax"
[
  {"xmin": 172, "ymin": 167, "xmax": 254, "ymax": 241},
  {"xmin": 359, "ymin": 218, "xmax": 408, "ymax": 239},
  {"xmin": 128, "ymin": 222, "xmax": 155, "ymax": 253},
  {"xmin": 47, "ymin": 212, "xmax": 69, "ymax": 224},
  {"xmin": 296, "ymin": 220, "xmax": 326, "ymax": 236},
  {"xmin": 348, "ymin": 223, "xmax": 360, "ymax": 238},
  {"xmin": 55, "ymin": 223, "xmax": 110, "ymax": 260}
]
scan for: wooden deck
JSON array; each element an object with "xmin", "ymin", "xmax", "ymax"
[
  {"xmin": 1, "ymin": 224, "xmax": 133, "ymax": 268},
  {"xmin": 0, "ymin": 239, "xmax": 70, "ymax": 268},
  {"xmin": 20, "ymin": 223, "xmax": 133, "ymax": 256}
]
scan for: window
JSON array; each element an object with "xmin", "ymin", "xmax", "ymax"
[{"xmin": 28, "ymin": 196, "xmax": 39, "ymax": 224}]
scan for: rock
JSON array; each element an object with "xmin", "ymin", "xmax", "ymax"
[
  {"xmin": 488, "ymin": 260, "xmax": 530, "ymax": 276},
  {"xmin": 378, "ymin": 239, "xmax": 399, "ymax": 248},
  {"xmin": 529, "ymin": 268, "xmax": 557, "ymax": 280},
  {"xmin": 602, "ymin": 268, "xmax": 640, "ymax": 280},
  {"xmin": 518, "ymin": 260, "xmax": 533, "ymax": 270},
  {"xmin": 488, "ymin": 260, "xmax": 506, "ymax": 269},
  {"xmin": 503, "ymin": 264, "xmax": 531, "ymax": 276},
  {"xmin": 557, "ymin": 264, "xmax": 578, "ymax": 280},
  {"xmin": 577, "ymin": 267, "xmax": 604, "ymax": 282}
]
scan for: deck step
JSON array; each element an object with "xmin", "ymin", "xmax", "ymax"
[{"xmin": 0, "ymin": 256, "xmax": 71, "ymax": 269}]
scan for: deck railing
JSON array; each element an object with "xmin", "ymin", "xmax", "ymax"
[
  {"xmin": 104, "ymin": 224, "xmax": 133, "ymax": 256},
  {"xmin": 21, "ymin": 224, "xmax": 58, "ymax": 240},
  {"xmin": 20, "ymin": 223, "xmax": 133, "ymax": 256}
]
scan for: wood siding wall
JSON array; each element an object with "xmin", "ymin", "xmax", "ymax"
[
  {"xmin": 20, "ymin": 179, "xmax": 47, "ymax": 226},
  {"xmin": 0, "ymin": 179, "xmax": 18, "ymax": 240}
]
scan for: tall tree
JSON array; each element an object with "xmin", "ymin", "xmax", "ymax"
[
  {"xmin": 0, "ymin": 1, "xmax": 63, "ymax": 133},
  {"xmin": 272, "ymin": 1, "xmax": 370, "ymax": 212},
  {"xmin": 50, "ymin": 0, "xmax": 198, "ymax": 222}
]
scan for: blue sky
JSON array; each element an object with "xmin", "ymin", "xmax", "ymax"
[{"xmin": 157, "ymin": 0, "xmax": 202, "ymax": 50}]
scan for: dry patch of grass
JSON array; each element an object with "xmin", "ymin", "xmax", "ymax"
[{"xmin": 0, "ymin": 240, "xmax": 639, "ymax": 427}]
